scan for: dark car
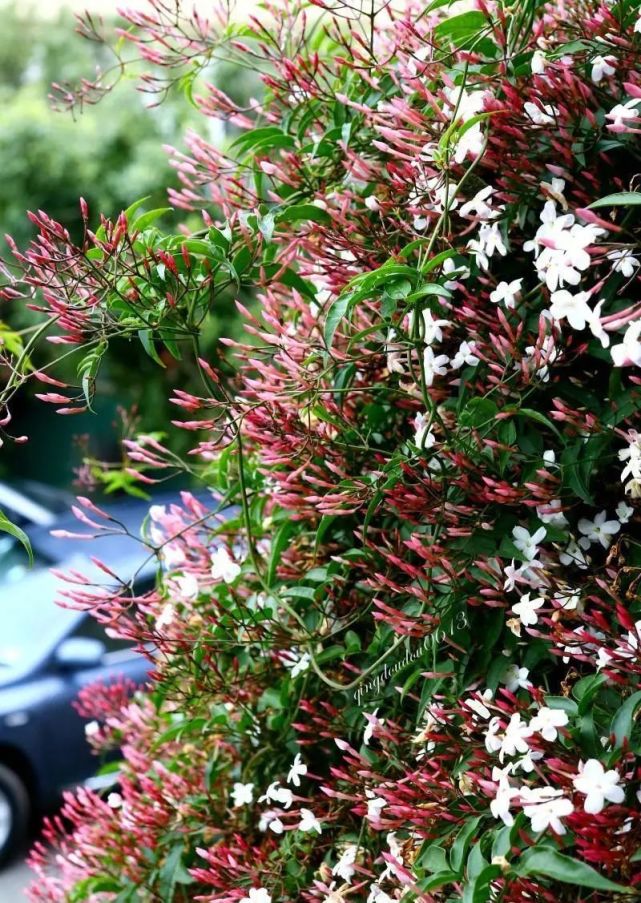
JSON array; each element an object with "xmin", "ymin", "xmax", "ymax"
[{"xmin": 0, "ymin": 493, "xmax": 184, "ymax": 865}]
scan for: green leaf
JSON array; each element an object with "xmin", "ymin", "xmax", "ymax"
[
  {"xmin": 407, "ymin": 283, "xmax": 452, "ymax": 301},
  {"xmin": 0, "ymin": 510, "xmax": 32, "ymax": 566},
  {"xmin": 513, "ymin": 408, "xmax": 563, "ymax": 441},
  {"xmin": 277, "ymin": 203, "xmax": 332, "ymax": 226},
  {"xmin": 611, "ymin": 689, "xmax": 641, "ymax": 748},
  {"xmin": 560, "ymin": 441, "xmax": 593, "ymax": 505},
  {"xmin": 543, "ymin": 696, "xmax": 578, "ymax": 717},
  {"xmin": 230, "ymin": 126, "xmax": 295, "ymax": 156},
  {"xmin": 132, "ymin": 207, "xmax": 172, "ymax": 232},
  {"xmin": 158, "ymin": 844, "xmax": 184, "ymax": 900},
  {"xmin": 462, "ymin": 865, "xmax": 502, "ymax": 903},
  {"xmin": 459, "ymin": 397, "xmax": 499, "ymax": 429},
  {"xmin": 573, "ymin": 672, "xmax": 608, "ymax": 715},
  {"xmin": 435, "ymin": 11, "xmax": 488, "ymax": 43},
  {"xmin": 258, "ymin": 211, "xmax": 275, "ymax": 242},
  {"xmin": 451, "ymin": 816, "xmax": 483, "ymax": 874},
  {"xmin": 123, "ymin": 195, "xmax": 151, "ymax": 222},
  {"xmin": 281, "ymin": 585, "xmax": 316, "ymax": 601},
  {"xmin": 324, "ymin": 296, "xmax": 351, "ymax": 349},
  {"xmin": 516, "ymin": 849, "xmax": 633, "ymax": 893},
  {"xmin": 267, "ymin": 520, "xmax": 296, "ymax": 587},
  {"xmin": 138, "ymin": 329, "xmax": 166, "ymax": 368},
  {"xmin": 314, "ymin": 515, "xmax": 337, "ymax": 556},
  {"xmin": 418, "ymin": 870, "xmax": 459, "ymax": 891},
  {"xmin": 589, "ymin": 192, "xmax": 641, "ymax": 209}
]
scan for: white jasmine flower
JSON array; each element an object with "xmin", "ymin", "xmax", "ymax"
[
  {"xmin": 549, "ymin": 290, "xmax": 593, "ymax": 330},
  {"xmin": 484, "ymin": 716, "xmax": 504, "ymax": 754},
  {"xmin": 367, "ymin": 886, "xmax": 394, "ymax": 903},
  {"xmin": 524, "ymin": 101, "xmax": 557, "ymax": 125},
  {"xmin": 287, "ymin": 753, "xmax": 307, "ymax": 787},
  {"xmin": 106, "ymin": 792, "xmax": 123, "ymax": 809},
  {"xmin": 498, "ymin": 712, "xmax": 534, "ymax": 761},
  {"xmin": 231, "ymin": 782, "xmax": 254, "ymax": 807},
  {"xmin": 559, "ymin": 538, "xmax": 589, "ymax": 569},
  {"xmin": 262, "ymin": 812, "xmax": 285, "ymax": 833},
  {"xmin": 258, "ymin": 781, "xmax": 293, "ymax": 808},
  {"xmin": 524, "ymin": 334, "xmax": 558, "ymax": 382},
  {"xmin": 416, "ymin": 308, "xmax": 451, "ymax": 344},
  {"xmin": 501, "ymin": 664, "xmax": 532, "ymax": 692},
  {"xmin": 444, "ymin": 86, "xmax": 488, "ymax": 164},
  {"xmin": 157, "ymin": 602, "xmax": 175, "ymax": 630},
  {"xmin": 298, "ymin": 808, "xmax": 322, "ymax": 833},
  {"xmin": 467, "ymin": 222, "xmax": 508, "ymax": 270},
  {"xmin": 619, "ymin": 430, "xmax": 641, "ymax": 483},
  {"xmin": 543, "ymin": 449, "xmax": 557, "ymax": 468},
  {"xmin": 162, "ymin": 541, "xmax": 187, "ymax": 569},
  {"xmin": 513, "ymin": 749, "xmax": 544, "ymax": 773},
  {"xmin": 385, "ymin": 329, "xmax": 406, "ymax": 375},
  {"xmin": 363, "ymin": 708, "xmax": 384, "ymax": 745},
  {"xmin": 530, "ymin": 706, "xmax": 568, "ymax": 741},
  {"xmin": 423, "ymin": 346, "xmax": 449, "ymax": 386},
  {"xmin": 464, "ymin": 688, "xmax": 494, "ymax": 720},
  {"xmin": 175, "ymin": 573, "xmax": 199, "ymax": 600},
  {"xmin": 490, "ymin": 279, "xmax": 522, "ymax": 309},
  {"xmin": 240, "ymin": 888, "xmax": 272, "ymax": 903},
  {"xmin": 573, "ymin": 759, "xmax": 625, "ymax": 813},
  {"xmin": 512, "ymin": 593, "xmax": 544, "ymax": 627},
  {"xmin": 608, "ymin": 249, "xmax": 640, "ymax": 278},
  {"xmin": 210, "ymin": 547, "xmax": 241, "ymax": 583},
  {"xmin": 586, "ymin": 299, "xmax": 610, "ymax": 349},
  {"xmin": 503, "ymin": 559, "xmax": 545, "ymax": 593},
  {"xmin": 85, "ymin": 720, "xmax": 100, "ymax": 738},
  {"xmin": 560, "ymin": 626, "xmax": 605, "ymax": 664},
  {"xmin": 490, "ymin": 776, "xmax": 520, "ymax": 826},
  {"xmin": 365, "ymin": 195, "xmax": 380, "ymax": 211},
  {"xmin": 522, "ymin": 787, "xmax": 573, "ymax": 834},
  {"xmin": 606, "ymin": 98, "xmax": 641, "ymax": 130},
  {"xmin": 612, "ymin": 321, "xmax": 641, "ymax": 367},
  {"xmin": 366, "ymin": 794, "xmax": 387, "ymax": 822},
  {"xmin": 536, "ymin": 498, "xmax": 568, "ymax": 528},
  {"xmin": 332, "ymin": 845, "xmax": 357, "ymax": 883},
  {"xmin": 531, "ymin": 50, "xmax": 547, "ymax": 74},
  {"xmin": 553, "ymin": 588, "xmax": 581, "ymax": 611},
  {"xmin": 380, "ymin": 832, "xmax": 404, "ymax": 880},
  {"xmin": 282, "ymin": 650, "xmax": 311, "ymax": 678},
  {"xmin": 451, "ymin": 340, "xmax": 480, "ymax": 369},
  {"xmin": 413, "ymin": 412, "xmax": 436, "ymax": 449},
  {"xmin": 577, "ymin": 510, "xmax": 620, "ymax": 549},
  {"xmin": 525, "ymin": 203, "xmax": 603, "ymax": 290},
  {"xmin": 459, "ymin": 185, "xmax": 500, "ymax": 220},
  {"xmin": 591, "ymin": 54, "xmax": 616, "ymax": 83},
  {"xmin": 442, "ymin": 256, "xmax": 470, "ymax": 289},
  {"xmin": 616, "ymin": 501, "xmax": 634, "ymax": 523},
  {"xmin": 512, "ymin": 525, "xmax": 546, "ymax": 560}
]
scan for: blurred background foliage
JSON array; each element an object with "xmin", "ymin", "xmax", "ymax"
[{"xmin": 0, "ymin": 2, "xmax": 259, "ymax": 489}]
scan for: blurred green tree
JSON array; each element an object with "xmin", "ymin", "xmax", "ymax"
[{"xmin": 0, "ymin": 2, "xmax": 261, "ymax": 488}]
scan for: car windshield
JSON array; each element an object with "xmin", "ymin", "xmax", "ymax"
[
  {"xmin": 0, "ymin": 535, "xmax": 48, "ymax": 587},
  {"xmin": 0, "ymin": 562, "xmax": 81, "ymax": 673}
]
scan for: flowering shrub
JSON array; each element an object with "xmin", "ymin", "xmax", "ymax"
[{"xmin": 5, "ymin": 0, "xmax": 641, "ymax": 899}]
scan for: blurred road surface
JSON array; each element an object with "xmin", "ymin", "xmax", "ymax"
[{"xmin": 0, "ymin": 855, "xmax": 30, "ymax": 901}]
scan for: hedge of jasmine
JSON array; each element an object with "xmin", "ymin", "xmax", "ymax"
[{"xmin": 4, "ymin": 0, "xmax": 641, "ymax": 899}]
